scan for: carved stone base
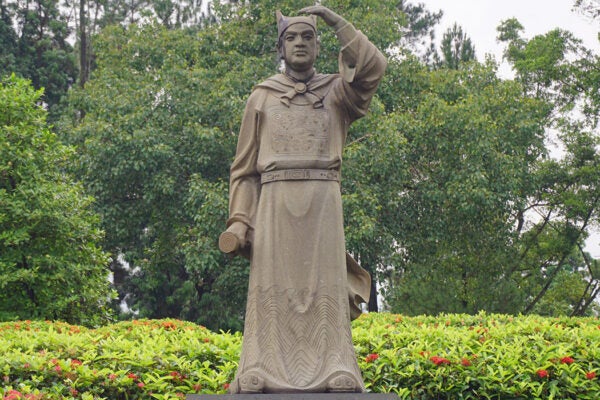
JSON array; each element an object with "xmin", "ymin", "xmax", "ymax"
[{"xmin": 186, "ymin": 394, "xmax": 399, "ymax": 400}]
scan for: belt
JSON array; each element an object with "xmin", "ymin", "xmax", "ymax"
[{"xmin": 261, "ymin": 169, "xmax": 340, "ymax": 184}]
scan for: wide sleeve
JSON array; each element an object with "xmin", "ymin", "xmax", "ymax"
[
  {"xmin": 226, "ymin": 90, "xmax": 263, "ymax": 231},
  {"xmin": 334, "ymin": 23, "xmax": 387, "ymax": 122}
]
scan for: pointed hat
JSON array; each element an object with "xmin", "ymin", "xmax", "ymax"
[{"xmin": 276, "ymin": 10, "xmax": 317, "ymax": 39}]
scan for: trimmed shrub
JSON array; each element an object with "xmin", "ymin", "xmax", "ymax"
[{"xmin": 1, "ymin": 313, "xmax": 599, "ymax": 399}]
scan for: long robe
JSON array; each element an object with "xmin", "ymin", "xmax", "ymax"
[{"xmin": 227, "ymin": 23, "xmax": 387, "ymax": 393}]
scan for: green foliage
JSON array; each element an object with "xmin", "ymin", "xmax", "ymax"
[
  {"xmin": 573, "ymin": 0, "xmax": 600, "ymax": 20},
  {"xmin": 58, "ymin": 21, "xmax": 261, "ymax": 330},
  {"xmin": 368, "ymin": 58, "xmax": 549, "ymax": 315},
  {"xmin": 396, "ymin": 1, "xmax": 443, "ymax": 64},
  {"xmin": 54, "ymin": 0, "xmax": 600, "ymax": 324},
  {"xmin": 2, "ymin": 313, "xmax": 600, "ymax": 398},
  {"xmin": 0, "ymin": 0, "xmax": 77, "ymax": 120},
  {"xmin": 57, "ymin": 0, "xmax": 413, "ymax": 327},
  {"xmin": 355, "ymin": 312, "xmax": 600, "ymax": 399},
  {"xmin": 434, "ymin": 23, "xmax": 476, "ymax": 69},
  {"xmin": 0, "ymin": 75, "xmax": 114, "ymax": 326},
  {"xmin": 497, "ymin": 18, "xmax": 600, "ymax": 316},
  {"xmin": 0, "ymin": 319, "xmax": 238, "ymax": 399}
]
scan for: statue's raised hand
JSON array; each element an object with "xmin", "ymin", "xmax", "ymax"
[{"xmin": 299, "ymin": 5, "xmax": 345, "ymax": 29}]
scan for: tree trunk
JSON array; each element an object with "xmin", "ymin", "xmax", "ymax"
[
  {"xmin": 368, "ymin": 271, "xmax": 378, "ymax": 312},
  {"xmin": 79, "ymin": 0, "xmax": 88, "ymax": 87}
]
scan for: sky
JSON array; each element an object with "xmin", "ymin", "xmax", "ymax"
[
  {"xmin": 419, "ymin": 0, "xmax": 600, "ymax": 256},
  {"xmin": 419, "ymin": 0, "xmax": 600, "ymax": 76}
]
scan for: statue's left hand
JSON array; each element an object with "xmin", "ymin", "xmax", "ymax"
[{"xmin": 299, "ymin": 5, "xmax": 345, "ymax": 29}]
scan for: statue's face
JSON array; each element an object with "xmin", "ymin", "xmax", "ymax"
[{"xmin": 281, "ymin": 23, "xmax": 318, "ymax": 72}]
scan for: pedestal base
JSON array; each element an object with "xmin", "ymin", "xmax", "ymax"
[{"xmin": 187, "ymin": 394, "xmax": 398, "ymax": 400}]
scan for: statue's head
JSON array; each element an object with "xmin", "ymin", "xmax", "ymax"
[{"xmin": 276, "ymin": 11, "xmax": 319, "ymax": 73}]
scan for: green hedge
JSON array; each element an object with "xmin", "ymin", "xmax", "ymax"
[{"xmin": 1, "ymin": 313, "xmax": 599, "ymax": 399}]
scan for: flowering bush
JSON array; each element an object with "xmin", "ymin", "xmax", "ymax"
[
  {"xmin": 0, "ymin": 319, "xmax": 239, "ymax": 399},
  {"xmin": 1, "ymin": 313, "xmax": 599, "ymax": 399},
  {"xmin": 354, "ymin": 313, "xmax": 600, "ymax": 399}
]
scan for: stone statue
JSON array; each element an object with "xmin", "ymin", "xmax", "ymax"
[{"xmin": 219, "ymin": 5, "xmax": 387, "ymax": 394}]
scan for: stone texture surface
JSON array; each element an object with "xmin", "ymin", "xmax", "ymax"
[{"xmin": 220, "ymin": 6, "xmax": 387, "ymax": 394}]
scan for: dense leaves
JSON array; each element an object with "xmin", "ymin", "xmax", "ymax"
[
  {"xmin": 57, "ymin": 0, "xmax": 409, "ymax": 327},
  {"xmin": 0, "ymin": 75, "xmax": 114, "ymax": 326},
  {"xmin": 58, "ymin": 23, "xmax": 253, "ymax": 330},
  {"xmin": 2, "ymin": 313, "xmax": 600, "ymax": 398},
  {"xmin": 0, "ymin": 0, "xmax": 77, "ymax": 119},
  {"xmin": 353, "ymin": 58, "xmax": 550, "ymax": 315},
  {"xmin": 3, "ymin": 0, "xmax": 600, "ymax": 328},
  {"xmin": 434, "ymin": 23, "xmax": 476, "ymax": 69},
  {"xmin": 497, "ymin": 17, "xmax": 600, "ymax": 316}
]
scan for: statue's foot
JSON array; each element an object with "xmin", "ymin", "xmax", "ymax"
[
  {"xmin": 238, "ymin": 374, "xmax": 264, "ymax": 393},
  {"xmin": 326, "ymin": 372, "xmax": 361, "ymax": 393}
]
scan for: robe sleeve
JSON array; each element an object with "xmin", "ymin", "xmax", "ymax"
[
  {"xmin": 334, "ymin": 23, "xmax": 387, "ymax": 122},
  {"xmin": 226, "ymin": 90, "xmax": 263, "ymax": 231}
]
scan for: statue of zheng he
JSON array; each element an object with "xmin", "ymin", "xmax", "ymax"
[{"xmin": 219, "ymin": 5, "xmax": 387, "ymax": 394}]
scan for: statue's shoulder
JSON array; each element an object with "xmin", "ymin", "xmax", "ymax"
[{"xmin": 253, "ymin": 74, "xmax": 291, "ymax": 93}]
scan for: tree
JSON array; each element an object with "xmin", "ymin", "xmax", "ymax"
[
  {"xmin": 0, "ymin": 75, "xmax": 114, "ymax": 326},
  {"xmin": 58, "ymin": 22, "xmax": 257, "ymax": 330},
  {"xmin": 58, "ymin": 0, "xmax": 415, "ymax": 327},
  {"xmin": 498, "ymin": 18, "xmax": 600, "ymax": 316},
  {"xmin": 372, "ymin": 16, "xmax": 600, "ymax": 318},
  {"xmin": 62, "ymin": 0, "xmax": 211, "ymax": 86},
  {"xmin": 377, "ymin": 58, "xmax": 548, "ymax": 315},
  {"xmin": 0, "ymin": 0, "xmax": 77, "ymax": 119},
  {"xmin": 59, "ymin": 0, "xmax": 600, "ymax": 323},
  {"xmin": 434, "ymin": 23, "xmax": 476, "ymax": 69},
  {"xmin": 0, "ymin": 1, "xmax": 18, "ymax": 72},
  {"xmin": 573, "ymin": 0, "xmax": 600, "ymax": 20},
  {"xmin": 395, "ymin": 0, "xmax": 443, "ymax": 64}
]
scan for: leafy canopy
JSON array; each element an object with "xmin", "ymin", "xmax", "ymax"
[{"xmin": 0, "ymin": 75, "xmax": 114, "ymax": 326}]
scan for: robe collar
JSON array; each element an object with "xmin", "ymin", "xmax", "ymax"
[{"xmin": 255, "ymin": 73, "xmax": 337, "ymax": 108}]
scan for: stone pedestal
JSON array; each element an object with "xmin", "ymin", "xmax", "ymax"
[{"xmin": 187, "ymin": 394, "xmax": 398, "ymax": 400}]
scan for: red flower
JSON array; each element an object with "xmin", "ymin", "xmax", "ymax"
[
  {"xmin": 560, "ymin": 356, "xmax": 574, "ymax": 364},
  {"xmin": 365, "ymin": 353, "xmax": 379, "ymax": 363},
  {"xmin": 223, "ymin": 383, "xmax": 230, "ymax": 391},
  {"xmin": 536, "ymin": 369, "xmax": 549, "ymax": 378},
  {"xmin": 71, "ymin": 359, "xmax": 83, "ymax": 367},
  {"xmin": 137, "ymin": 382, "xmax": 145, "ymax": 388},
  {"xmin": 586, "ymin": 371, "xmax": 596, "ymax": 380},
  {"xmin": 162, "ymin": 321, "xmax": 177, "ymax": 330},
  {"xmin": 127, "ymin": 373, "xmax": 138, "ymax": 380},
  {"xmin": 461, "ymin": 358, "xmax": 472, "ymax": 367},
  {"xmin": 4, "ymin": 390, "xmax": 23, "ymax": 400},
  {"xmin": 430, "ymin": 356, "xmax": 451, "ymax": 366},
  {"xmin": 108, "ymin": 373, "xmax": 117, "ymax": 380}
]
